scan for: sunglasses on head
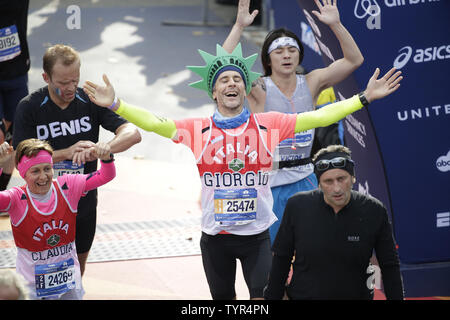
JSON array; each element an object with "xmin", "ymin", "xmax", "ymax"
[{"xmin": 314, "ymin": 157, "xmax": 354, "ymax": 171}]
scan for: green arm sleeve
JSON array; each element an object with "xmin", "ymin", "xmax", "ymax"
[
  {"xmin": 115, "ymin": 99, "xmax": 177, "ymax": 139},
  {"xmin": 295, "ymin": 95, "xmax": 363, "ymax": 133}
]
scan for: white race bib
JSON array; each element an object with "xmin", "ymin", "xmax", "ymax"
[
  {"xmin": 278, "ymin": 129, "xmax": 313, "ymax": 149},
  {"xmin": 53, "ymin": 160, "xmax": 84, "ymax": 177},
  {"xmin": 0, "ymin": 25, "xmax": 21, "ymax": 62},
  {"xmin": 214, "ymin": 188, "xmax": 257, "ymax": 226},
  {"xmin": 34, "ymin": 258, "xmax": 76, "ymax": 298}
]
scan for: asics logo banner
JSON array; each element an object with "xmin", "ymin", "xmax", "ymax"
[{"xmin": 393, "ymin": 45, "xmax": 450, "ymax": 69}]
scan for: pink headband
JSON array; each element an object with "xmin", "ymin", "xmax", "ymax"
[{"xmin": 17, "ymin": 150, "xmax": 53, "ymax": 178}]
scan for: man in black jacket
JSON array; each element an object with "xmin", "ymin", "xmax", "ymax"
[{"xmin": 264, "ymin": 144, "xmax": 404, "ymax": 300}]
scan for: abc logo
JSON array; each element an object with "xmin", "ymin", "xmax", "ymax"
[{"xmin": 436, "ymin": 151, "xmax": 450, "ymax": 172}]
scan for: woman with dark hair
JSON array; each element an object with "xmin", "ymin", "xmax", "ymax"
[{"xmin": 223, "ymin": 0, "xmax": 364, "ymax": 242}]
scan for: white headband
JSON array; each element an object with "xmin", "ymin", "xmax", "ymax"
[{"xmin": 268, "ymin": 37, "xmax": 300, "ymax": 54}]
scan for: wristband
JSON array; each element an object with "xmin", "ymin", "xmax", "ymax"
[
  {"xmin": 101, "ymin": 153, "xmax": 114, "ymax": 163},
  {"xmin": 108, "ymin": 97, "xmax": 118, "ymax": 110},
  {"xmin": 358, "ymin": 92, "xmax": 370, "ymax": 107}
]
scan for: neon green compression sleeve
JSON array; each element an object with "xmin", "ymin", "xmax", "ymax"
[
  {"xmin": 295, "ymin": 95, "xmax": 363, "ymax": 133},
  {"xmin": 115, "ymin": 99, "xmax": 177, "ymax": 139}
]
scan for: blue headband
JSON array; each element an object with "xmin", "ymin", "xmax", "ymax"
[{"xmin": 211, "ymin": 66, "xmax": 247, "ymax": 92}]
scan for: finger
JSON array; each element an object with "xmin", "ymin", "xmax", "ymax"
[
  {"xmin": 84, "ymin": 80, "xmax": 97, "ymax": 90},
  {"xmin": 387, "ymin": 71, "xmax": 402, "ymax": 84},
  {"xmin": 251, "ymin": 9, "xmax": 259, "ymax": 19},
  {"xmin": 102, "ymin": 74, "xmax": 111, "ymax": 87},
  {"xmin": 84, "ymin": 92, "xmax": 97, "ymax": 104},
  {"xmin": 83, "ymin": 88, "xmax": 93, "ymax": 100},
  {"xmin": 82, "ymin": 83, "xmax": 96, "ymax": 96},
  {"xmin": 72, "ymin": 152, "xmax": 80, "ymax": 166},
  {"xmin": 370, "ymin": 67, "xmax": 380, "ymax": 81},
  {"xmin": 80, "ymin": 151, "xmax": 88, "ymax": 165},
  {"xmin": 73, "ymin": 146, "xmax": 85, "ymax": 154},
  {"xmin": 88, "ymin": 146, "xmax": 97, "ymax": 159},
  {"xmin": 382, "ymin": 67, "xmax": 396, "ymax": 80},
  {"xmin": 240, "ymin": 0, "xmax": 250, "ymax": 10},
  {"xmin": 83, "ymin": 88, "xmax": 95, "ymax": 99},
  {"xmin": 314, "ymin": 0, "xmax": 323, "ymax": 9},
  {"xmin": 388, "ymin": 83, "xmax": 401, "ymax": 94},
  {"xmin": 389, "ymin": 75, "xmax": 403, "ymax": 88},
  {"xmin": 77, "ymin": 141, "xmax": 95, "ymax": 148}
]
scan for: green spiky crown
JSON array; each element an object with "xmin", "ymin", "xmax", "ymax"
[{"xmin": 187, "ymin": 43, "xmax": 261, "ymax": 98}]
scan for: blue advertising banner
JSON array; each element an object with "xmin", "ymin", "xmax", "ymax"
[{"xmin": 271, "ymin": 0, "xmax": 450, "ymax": 296}]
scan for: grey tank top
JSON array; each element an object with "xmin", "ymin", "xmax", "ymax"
[{"xmin": 263, "ymin": 75, "xmax": 315, "ymax": 187}]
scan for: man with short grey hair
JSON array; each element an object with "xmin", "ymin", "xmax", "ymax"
[{"xmin": 264, "ymin": 144, "xmax": 404, "ymax": 300}]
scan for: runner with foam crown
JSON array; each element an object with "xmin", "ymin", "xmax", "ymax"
[{"xmin": 83, "ymin": 43, "xmax": 402, "ymax": 300}]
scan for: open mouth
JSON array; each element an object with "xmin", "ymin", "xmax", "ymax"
[
  {"xmin": 225, "ymin": 92, "xmax": 238, "ymax": 98},
  {"xmin": 36, "ymin": 181, "xmax": 49, "ymax": 187}
]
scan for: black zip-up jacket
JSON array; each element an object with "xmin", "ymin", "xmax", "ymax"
[{"xmin": 265, "ymin": 189, "xmax": 404, "ymax": 300}]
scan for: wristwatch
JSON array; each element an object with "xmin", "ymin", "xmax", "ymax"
[
  {"xmin": 358, "ymin": 92, "xmax": 370, "ymax": 107},
  {"xmin": 101, "ymin": 153, "xmax": 115, "ymax": 163}
]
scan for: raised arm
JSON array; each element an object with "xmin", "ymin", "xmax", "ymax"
[
  {"xmin": 222, "ymin": 0, "xmax": 258, "ymax": 54},
  {"xmin": 82, "ymin": 75, "xmax": 178, "ymax": 140},
  {"xmin": 306, "ymin": 0, "xmax": 364, "ymax": 102},
  {"xmin": 222, "ymin": 0, "xmax": 264, "ymax": 113},
  {"xmin": 296, "ymin": 67, "xmax": 402, "ymax": 132}
]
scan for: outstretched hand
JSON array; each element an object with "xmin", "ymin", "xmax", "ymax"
[
  {"xmin": 312, "ymin": 0, "xmax": 340, "ymax": 26},
  {"xmin": 83, "ymin": 74, "xmax": 115, "ymax": 108},
  {"xmin": 236, "ymin": 0, "xmax": 259, "ymax": 28},
  {"xmin": 364, "ymin": 67, "xmax": 403, "ymax": 103}
]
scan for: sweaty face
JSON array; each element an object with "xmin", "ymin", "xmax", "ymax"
[
  {"xmin": 319, "ymin": 168, "xmax": 354, "ymax": 213},
  {"xmin": 44, "ymin": 59, "xmax": 80, "ymax": 105},
  {"xmin": 269, "ymin": 45, "xmax": 300, "ymax": 75},
  {"xmin": 25, "ymin": 163, "xmax": 54, "ymax": 195},
  {"xmin": 212, "ymin": 70, "xmax": 246, "ymax": 117}
]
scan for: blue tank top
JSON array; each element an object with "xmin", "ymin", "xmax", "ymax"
[{"xmin": 263, "ymin": 75, "xmax": 315, "ymax": 187}]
